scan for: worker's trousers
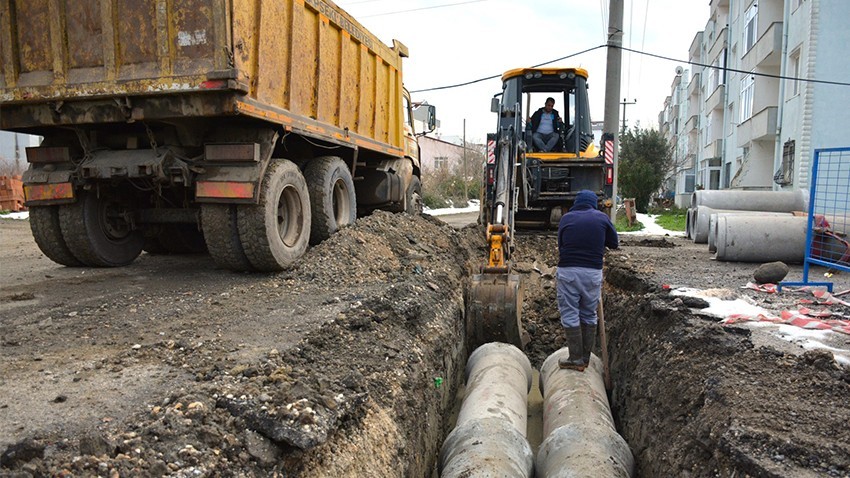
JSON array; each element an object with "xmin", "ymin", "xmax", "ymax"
[{"xmin": 556, "ymin": 266, "xmax": 603, "ymax": 328}]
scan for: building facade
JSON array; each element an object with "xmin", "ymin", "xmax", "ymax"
[
  {"xmin": 658, "ymin": 0, "xmax": 850, "ymax": 200},
  {"xmin": 0, "ymin": 131, "xmax": 40, "ymax": 175}
]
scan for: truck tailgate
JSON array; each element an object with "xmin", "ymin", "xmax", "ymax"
[{"xmin": 0, "ymin": 0, "xmax": 232, "ymax": 101}]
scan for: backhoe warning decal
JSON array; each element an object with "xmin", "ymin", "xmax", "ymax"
[
  {"xmin": 604, "ymin": 139, "xmax": 614, "ymax": 164},
  {"xmin": 487, "ymin": 140, "xmax": 495, "ymax": 164},
  {"xmin": 23, "ymin": 183, "xmax": 74, "ymax": 202}
]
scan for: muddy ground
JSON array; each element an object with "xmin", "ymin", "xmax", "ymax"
[{"xmin": 1, "ymin": 213, "xmax": 850, "ymax": 477}]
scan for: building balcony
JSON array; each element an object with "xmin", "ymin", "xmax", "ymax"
[
  {"xmin": 688, "ymin": 72, "xmax": 701, "ymax": 98},
  {"xmin": 706, "ymin": 84, "xmax": 725, "ymax": 111},
  {"xmin": 736, "ymin": 106, "xmax": 778, "ymax": 147},
  {"xmin": 703, "ymin": 139, "xmax": 723, "ymax": 159},
  {"xmin": 708, "ymin": 27, "xmax": 728, "ymax": 61},
  {"xmin": 685, "ymin": 114, "xmax": 699, "ymax": 133},
  {"xmin": 742, "ymin": 22, "xmax": 783, "ymax": 71},
  {"xmin": 689, "ymin": 31, "xmax": 704, "ymax": 60}
]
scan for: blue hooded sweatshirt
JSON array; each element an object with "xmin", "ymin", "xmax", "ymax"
[{"xmin": 557, "ymin": 190, "xmax": 619, "ymax": 269}]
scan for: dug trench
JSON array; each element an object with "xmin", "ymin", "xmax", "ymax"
[{"xmin": 1, "ymin": 215, "xmax": 849, "ymax": 476}]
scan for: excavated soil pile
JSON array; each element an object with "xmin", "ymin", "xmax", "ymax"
[
  {"xmin": 514, "ymin": 233, "xmax": 850, "ymax": 477},
  {"xmin": 2, "ymin": 217, "xmax": 850, "ymax": 477},
  {"xmin": 0, "ymin": 213, "xmax": 482, "ymax": 477}
]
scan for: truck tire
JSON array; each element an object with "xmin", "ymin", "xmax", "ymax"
[
  {"xmin": 237, "ymin": 159, "xmax": 310, "ymax": 271},
  {"xmin": 405, "ymin": 176, "xmax": 423, "ymax": 215},
  {"xmin": 304, "ymin": 156, "xmax": 356, "ymax": 245},
  {"xmin": 29, "ymin": 206, "xmax": 84, "ymax": 266},
  {"xmin": 58, "ymin": 191, "xmax": 144, "ymax": 267},
  {"xmin": 201, "ymin": 205, "xmax": 253, "ymax": 271}
]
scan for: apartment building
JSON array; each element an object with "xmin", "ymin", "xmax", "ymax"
[{"xmin": 659, "ymin": 0, "xmax": 850, "ymax": 200}]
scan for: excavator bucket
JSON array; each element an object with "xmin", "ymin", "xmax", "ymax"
[{"xmin": 466, "ymin": 273, "xmax": 524, "ymax": 349}]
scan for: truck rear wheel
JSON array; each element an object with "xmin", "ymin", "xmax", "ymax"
[
  {"xmin": 58, "ymin": 191, "xmax": 144, "ymax": 267},
  {"xmin": 304, "ymin": 156, "xmax": 356, "ymax": 245},
  {"xmin": 237, "ymin": 159, "xmax": 310, "ymax": 271},
  {"xmin": 201, "ymin": 205, "xmax": 253, "ymax": 271},
  {"xmin": 29, "ymin": 206, "xmax": 84, "ymax": 266},
  {"xmin": 405, "ymin": 176, "xmax": 423, "ymax": 215}
]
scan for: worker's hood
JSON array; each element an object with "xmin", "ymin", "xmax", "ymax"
[{"xmin": 570, "ymin": 190, "xmax": 598, "ymax": 210}]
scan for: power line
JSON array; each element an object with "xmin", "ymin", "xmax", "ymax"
[
  {"xmin": 410, "ymin": 44, "xmax": 850, "ymax": 95},
  {"xmin": 360, "ymin": 0, "xmax": 490, "ymax": 18},
  {"xmin": 408, "ymin": 44, "xmax": 608, "ymax": 94},
  {"xmin": 617, "ymin": 45, "xmax": 850, "ymax": 87}
]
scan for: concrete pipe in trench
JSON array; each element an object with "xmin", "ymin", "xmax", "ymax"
[
  {"xmin": 691, "ymin": 189, "xmax": 807, "ymax": 212},
  {"xmin": 439, "ymin": 342, "xmax": 534, "ymax": 478},
  {"xmin": 708, "ymin": 211, "xmax": 793, "ymax": 253},
  {"xmin": 714, "ymin": 215, "xmax": 808, "ymax": 263},
  {"xmin": 535, "ymin": 348, "xmax": 634, "ymax": 478}
]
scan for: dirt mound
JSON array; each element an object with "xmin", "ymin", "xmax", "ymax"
[
  {"xmin": 513, "ymin": 233, "xmax": 850, "ymax": 477},
  {"xmin": 0, "ymin": 212, "xmax": 482, "ymax": 477}
]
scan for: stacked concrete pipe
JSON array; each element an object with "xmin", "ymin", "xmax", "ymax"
[
  {"xmin": 439, "ymin": 342, "xmax": 534, "ymax": 478},
  {"xmin": 690, "ymin": 189, "xmax": 807, "ymax": 211},
  {"xmin": 714, "ymin": 215, "xmax": 809, "ymax": 262},
  {"xmin": 535, "ymin": 349, "xmax": 634, "ymax": 478},
  {"xmin": 708, "ymin": 211, "xmax": 793, "ymax": 253}
]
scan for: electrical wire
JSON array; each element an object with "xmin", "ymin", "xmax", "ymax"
[
  {"xmin": 409, "ymin": 44, "xmax": 608, "ymax": 94},
  {"xmin": 617, "ymin": 45, "xmax": 850, "ymax": 87},
  {"xmin": 410, "ymin": 44, "xmax": 850, "ymax": 95},
  {"xmin": 360, "ymin": 0, "xmax": 490, "ymax": 18}
]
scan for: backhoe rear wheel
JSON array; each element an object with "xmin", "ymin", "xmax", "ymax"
[
  {"xmin": 58, "ymin": 191, "xmax": 144, "ymax": 267},
  {"xmin": 237, "ymin": 159, "xmax": 310, "ymax": 271},
  {"xmin": 304, "ymin": 156, "xmax": 356, "ymax": 245},
  {"xmin": 29, "ymin": 206, "xmax": 83, "ymax": 266}
]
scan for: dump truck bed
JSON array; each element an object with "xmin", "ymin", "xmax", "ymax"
[{"xmin": 0, "ymin": 0, "xmax": 405, "ymax": 156}]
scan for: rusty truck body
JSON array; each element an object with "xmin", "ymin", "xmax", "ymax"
[{"xmin": 0, "ymin": 0, "xmax": 434, "ymax": 271}]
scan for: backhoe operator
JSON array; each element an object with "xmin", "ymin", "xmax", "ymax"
[{"xmin": 529, "ymin": 97, "xmax": 563, "ymax": 152}]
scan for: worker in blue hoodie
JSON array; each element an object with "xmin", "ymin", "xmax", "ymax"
[{"xmin": 556, "ymin": 190, "xmax": 619, "ymax": 370}]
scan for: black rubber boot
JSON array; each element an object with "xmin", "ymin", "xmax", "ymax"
[
  {"xmin": 558, "ymin": 326, "xmax": 586, "ymax": 371},
  {"xmin": 581, "ymin": 323, "xmax": 597, "ymax": 365}
]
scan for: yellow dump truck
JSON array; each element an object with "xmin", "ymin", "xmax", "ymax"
[{"xmin": 0, "ymin": 0, "xmax": 435, "ymax": 271}]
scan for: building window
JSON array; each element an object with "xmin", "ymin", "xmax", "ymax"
[
  {"xmin": 775, "ymin": 140, "xmax": 795, "ymax": 185},
  {"xmin": 789, "ymin": 49, "xmax": 801, "ymax": 97},
  {"xmin": 723, "ymin": 162, "xmax": 731, "ymax": 189},
  {"xmin": 740, "ymin": 72, "xmax": 755, "ymax": 122},
  {"xmin": 708, "ymin": 53, "xmax": 725, "ymax": 92},
  {"xmin": 704, "ymin": 114, "xmax": 712, "ymax": 146},
  {"xmin": 434, "ymin": 156, "xmax": 449, "ymax": 170},
  {"xmin": 743, "ymin": 3, "xmax": 758, "ymax": 53},
  {"xmin": 684, "ymin": 173, "xmax": 696, "ymax": 193}
]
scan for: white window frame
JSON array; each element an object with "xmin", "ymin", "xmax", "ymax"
[
  {"xmin": 434, "ymin": 156, "xmax": 449, "ymax": 170},
  {"xmin": 744, "ymin": 3, "xmax": 758, "ymax": 53},
  {"xmin": 740, "ymin": 72, "xmax": 755, "ymax": 122},
  {"xmin": 789, "ymin": 49, "xmax": 801, "ymax": 97}
]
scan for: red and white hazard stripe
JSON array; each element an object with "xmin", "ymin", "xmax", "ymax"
[
  {"xmin": 487, "ymin": 140, "xmax": 496, "ymax": 164},
  {"xmin": 604, "ymin": 139, "xmax": 614, "ymax": 165}
]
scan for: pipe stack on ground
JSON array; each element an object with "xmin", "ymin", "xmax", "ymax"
[
  {"xmin": 535, "ymin": 349, "xmax": 634, "ymax": 478},
  {"xmin": 689, "ymin": 190, "xmax": 807, "ymax": 244},
  {"xmin": 714, "ymin": 215, "xmax": 809, "ymax": 262},
  {"xmin": 439, "ymin": 342, "xmax": 534, "ymax": 478},
  {"xmin": 685, "ymin": 190, "xmax": 811, "ymax": 262},
  {"xmin": 707, "ymin": 211, "xmax": 793, "ymax": 253}
]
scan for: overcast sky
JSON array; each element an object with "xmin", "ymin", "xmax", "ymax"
[{"xmin": 334, "ymin": 0, "xmax": 710, "ymax": 143}]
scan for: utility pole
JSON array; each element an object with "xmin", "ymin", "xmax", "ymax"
[
  {"xmin": 620, "ymin": 98, "xmax": 637, "ymax": 134},
  {"xmin": 603, "ymin": 0, "xmax": 625, "ymax": 221},
  {"xmin": 462, "ymin": 119, "xmax": 468, "ymax": 202}
]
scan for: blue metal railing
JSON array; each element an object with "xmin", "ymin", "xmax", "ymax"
[{"xmin": 780, "ymin": 147, "xmax": 850, "ymax": 292}]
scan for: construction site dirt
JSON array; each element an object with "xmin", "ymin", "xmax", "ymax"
[{"xmin": 1, "ymin": 213, "xmax": 849, "ymax": 477}]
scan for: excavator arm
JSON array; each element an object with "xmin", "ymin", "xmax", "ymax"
[{"xmin": 466, "ymin": 127, "xmax": 525, "ymax": 350}]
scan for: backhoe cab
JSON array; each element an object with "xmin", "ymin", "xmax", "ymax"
[{"xmin": 468, "ymin": 67, "xmax": 612, "ymax": 351}]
